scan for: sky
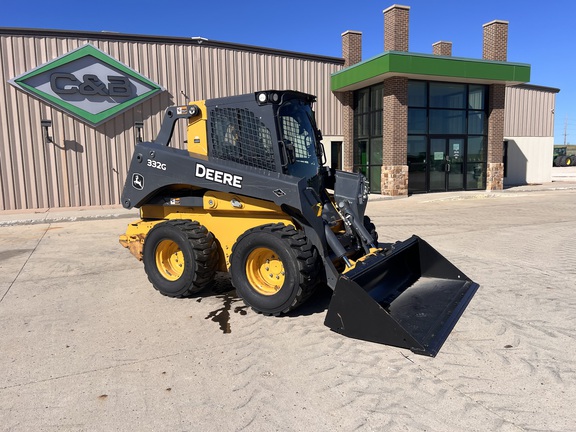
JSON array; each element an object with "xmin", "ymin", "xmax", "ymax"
[{"xmin": 1, "ymin": 0, "xmax": 575, "ymax": 144}]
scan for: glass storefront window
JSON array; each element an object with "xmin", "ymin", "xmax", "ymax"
[
  {"xmin": 429, "ymin": 109, "xmax": 466, "ymax": 134},
  {"xmin": 429, "ymin": 82, "xmax": 466, "ymax": 109},
  {"xmin": 355, "ymin": 114, "xmax": 369, "ymax": 138},
  {"xmin": 408, "ymin": 81, "xmax": 427, "ymax": 107},
  {"xmin": 356, "ymin": 88, "xmax": 370, "ymax": 114},
  {"xmin": 354, "ymin": 139, "xmax": 368, "ymax": 165},
  {"xmin": 468, "ymin": 111, "xmax": 486, "ymax": 135},
  {"xmin": 467, "ymin": 136, "xmax": 486, "ymax": 162},
  {"xmin": 466, "ymin": 162, "xmax": 486, "ymax": 189},
  {"xmin": 369, "ymin": 165, "xmax": 381, "ymax": 193},
  {"xmin": 408, "ymin": 108, "xmax": 427, "ymax": 134},
  {"xmin": 469, "ymin": 85, "xmax": 486, "ymax": 110},
  {"xmin": 371, "ymin": 85, "xmax": 383, "ymax": 110},
  {"xmin": 371, "ymin": 111, "xmax": 382, "ymax": 136},
  {"xmin": 371, "ymin": 137, "xmax": 383, "ymax": 165},
  {"xmin": 408, "ymin": 136, "xmax": 427, "ymax": 164},
  {"xmin": 353, "ymin": 84, "xmax": 384, "ymax": 193}
]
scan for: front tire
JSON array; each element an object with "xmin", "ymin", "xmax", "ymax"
[
  {"xmin": 230, "ymin": 223, "xmax": 321, "ymax": 315},
  {"xmin": 143, "ymin": 220, "xmax": 217, "ymax": 297}
]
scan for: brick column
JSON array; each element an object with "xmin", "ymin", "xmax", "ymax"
[
  {"xmin": 381, "ymin": 76, "xmax": 409, "ymax": 196},
  {"xmin": 486, "ymin": 84, "xmax": 506, "ymax": 190},
  {"xmin": 380, "ymin": 5, "xmax": 410, "ymax": 196},
  {"xmin": 483, "ymin": 20, "xmax": 508, "ymax": 61},
  {"xmin": 432, "ymin": 41, "xmax": 452, "ymax": 56},
  {"xmin": 340, "ymin": 31, "xmax": 362, "ymax": 172},
  {"xmin": 483, "ymin": 20, "xmax": 508, "ymax": 190},
  {"xmin": 384, "ymin": 5, "xmax": 410, "ymax": 51},
  {"xmin": 337, "ymin": 92, "xmax": 354, "ymax": 171},
  {"xmin": 342, "ymin": 30, "xmax": 362, "ymax": 66}
]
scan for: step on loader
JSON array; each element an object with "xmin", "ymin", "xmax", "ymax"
[{"xmin": 119, "ymin": 90, "xmax": 479, "ymax": 356}]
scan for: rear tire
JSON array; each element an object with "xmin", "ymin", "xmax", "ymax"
[
  {"xmin": 143, "ymin": 220, "xmax": 218, "ymax": 297},
  {"xmin": 230, "ymin": 223, "xmax": 321, "ymax": 315}
]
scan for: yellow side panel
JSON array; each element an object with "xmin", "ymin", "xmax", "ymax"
[
  {"xmin": 186, "ymin": 100, "xmax": 208, "ymax": 155},
  {"xmin": 122, "ymin": 192, "xmax": 294, "ymax": 272}
]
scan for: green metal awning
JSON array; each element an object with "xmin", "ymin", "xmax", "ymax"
[{"xmin": 331, "ymin": 51, "xmax": 530, "ymax": 91}]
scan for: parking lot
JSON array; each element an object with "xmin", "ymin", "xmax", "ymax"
[{"xmin": 1, "ymin": 184, "xmax": 576, "ymax": 431}]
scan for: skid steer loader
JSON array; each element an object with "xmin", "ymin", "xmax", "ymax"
[{"xmin": 119, "ymin": 90, "xmax": 479, "ymax": 356}]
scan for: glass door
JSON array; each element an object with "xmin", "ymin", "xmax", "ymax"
[
  {"xmin": 447, "ymin": 138, "xmax": 464, "ymax": 191},
  {"xmin": 428, "ymin": 137, "xmax": 466, "ymax": 191},
  {"xmin": 429, "ymin": 138, "xmax": 447, "ymax": 191}
]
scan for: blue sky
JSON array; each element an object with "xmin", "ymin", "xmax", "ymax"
[{"xmin": 1, "ymin": 0, "xmax": 575, "ymax": 144}]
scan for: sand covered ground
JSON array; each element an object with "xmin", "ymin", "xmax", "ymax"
[{"xmin": 1, "ymin": 187, "xmax": 575, "ymax": 431}]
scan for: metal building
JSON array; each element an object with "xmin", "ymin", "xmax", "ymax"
[
  {"xmin": 0, "ymin": 28, "xmax": 344, "ymax": 211},
  {"xmin": 0, "ymin": 8, "xmax": 559, "ymax": 212},
  {"xmin": 504, "ymin": 84, "xmax": 559, "ymax": 185}
]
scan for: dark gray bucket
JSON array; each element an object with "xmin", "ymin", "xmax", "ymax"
[{"xmin": 324, "ymin": 235, "xmax": 479, "ymax": 356}]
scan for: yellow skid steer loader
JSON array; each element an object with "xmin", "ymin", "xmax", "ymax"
[{"xmin": 119, "ymin": 90, "xmax": 479, "ymax": 356}]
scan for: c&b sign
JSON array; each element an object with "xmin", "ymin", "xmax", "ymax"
[{"xmin": 9, "ymin": 44, "xmax": 164, "ymax": 126}]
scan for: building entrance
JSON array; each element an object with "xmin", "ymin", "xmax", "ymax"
[
  {"xmin": 429, "ymin": 137, "xmax": 465, "ymax": 191},
  {"xmin": 407, "ymin": 80, "xmax": 488, "ymax": 194}
]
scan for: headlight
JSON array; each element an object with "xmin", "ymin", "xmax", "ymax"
[
  {"xmin": 256, "ymin": 91, "xmax": 280, "ymax": 105},
  {"xmin": 257, "ymin": 92, "xmax": 268, "ymax": 104}
]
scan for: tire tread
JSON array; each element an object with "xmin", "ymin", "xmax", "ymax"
[{"xmin": 231, "ymin": 223, "xmax": 321, "ymax": 315}]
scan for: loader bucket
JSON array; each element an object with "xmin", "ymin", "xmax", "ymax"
[{"xmin": 324, "ymin": 235, "xmax": 479, "ymax": 357}]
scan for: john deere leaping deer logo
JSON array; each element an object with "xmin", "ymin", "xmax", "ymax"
[{"xmin": 132, "ymin": 173, "xmax": 144, "ymax": 190}]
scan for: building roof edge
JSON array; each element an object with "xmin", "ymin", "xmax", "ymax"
[{"xmin": 0, "ymin": 27, "xmax": 345, "ymax": 65}]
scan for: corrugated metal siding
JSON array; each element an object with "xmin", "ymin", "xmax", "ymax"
[
  {"xmin": 0, "ymin": 32, "xmax": 343, "ymax": 211},
  {"xmin": 505, "ymin": 85, "xmax": 557, "ymax": 138}
]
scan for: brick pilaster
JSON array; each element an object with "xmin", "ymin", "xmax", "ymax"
[
  {"xmin": 340, "ymin": 31, "xmax": 363, "ymax": 172},
  {"xmin": 384, "ymin": 5, "xmax": 410, "ymax": 52},
  {"xmin": 432, "ymin": 41, "xmax": 452, "ymax": 56},
  {"xmin": 336, "ymin": 92, "xmax": 354, "ymax": 172},
  {"xmin": 483, "ymin": 20, "xmax": 507, "ymax": 191},
  {"xmin": 486, "ymin": 84, "xmax": 506, "ymax": 190},
  {"xmin": 381, "ymin": 76, "xmax": 408, "ymax": 196},
  {"xmin": 483, "ymin": 20, "xmax": 508, "ymax": 61},
  {"xmin": 341, "ymin": 30, "xmax": 362, "ymax": 67}
]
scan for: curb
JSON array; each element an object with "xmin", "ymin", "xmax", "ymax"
[{"xmin": 0, "ymin": 211, "xmax": 137, "ymax": 227}]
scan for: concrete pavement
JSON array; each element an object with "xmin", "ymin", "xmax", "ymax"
[{"xmin": 1, "ymin": 184, "xmax": 576, "ymax": 431}]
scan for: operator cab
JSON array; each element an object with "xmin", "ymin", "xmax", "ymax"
[{"xmin": 205, "ymin": 90, "xmax": 326, "ymax": 179}]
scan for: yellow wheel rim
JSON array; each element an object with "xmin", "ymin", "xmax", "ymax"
[
  {"xmin": 245, "ymin": 248, "xmax": 285, "ymax": 295},
  {"xmin": 155, "ymin": 239, "xmax": 184, "ymax": 281}
]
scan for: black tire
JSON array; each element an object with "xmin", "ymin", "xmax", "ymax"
[
  {"xmin": 363, "ymin": 215, "xmax": 379, "ymax": 244},
  {"xmin": 554, "ymin": 156, "xmax": 563, "ymax": 167},
  {"xmin": 566, "ymin": 155, "xmax": 574, "ymax": 166},
  {"xmin": 143, "ymin": 220, "xmax": 218, "ymax": 297},
  {"xmin": 230, "ymin": 223, "xmax": 321, "ymax": 315},
  {"xmin": 560, "ymin": 156, "xmax": 568, "ymax": 167}
]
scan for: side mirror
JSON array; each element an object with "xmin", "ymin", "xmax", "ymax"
[{"xmin": 318, "ymin": 142, "xmax": 327, "ymax": 166}]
